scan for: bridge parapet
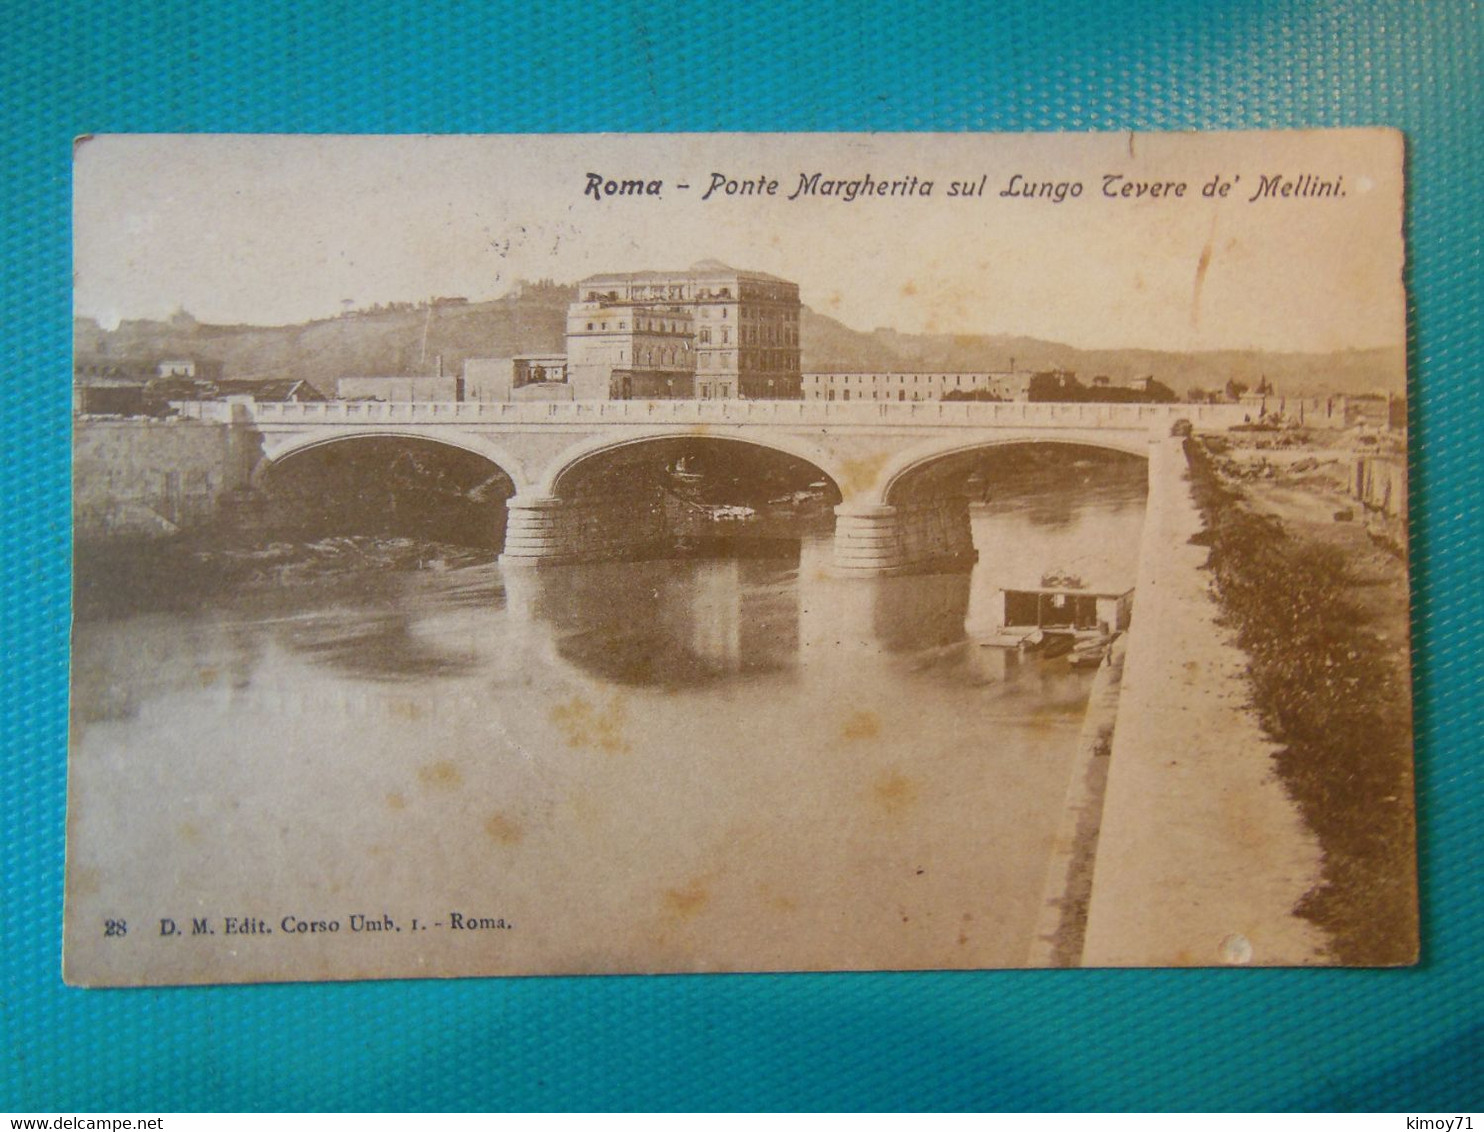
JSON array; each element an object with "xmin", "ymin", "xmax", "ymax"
[{"xmin": 196, "ymin": 397, "xmax": 1250, "ymax": 430}]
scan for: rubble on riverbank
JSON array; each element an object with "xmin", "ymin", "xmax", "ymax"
[{"xmin": 1186, "ymin": 437, "xmax": 1417, "ymax": 965}]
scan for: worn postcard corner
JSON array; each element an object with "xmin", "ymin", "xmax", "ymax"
[{"xmin": 67, "ymin": 130, "xmax": 1415, "ymax": 986}]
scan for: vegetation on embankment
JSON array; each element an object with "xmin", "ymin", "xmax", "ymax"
[{"xmin": 1185, "ymin": 439, "xmax": 1417, "ymax": 965}]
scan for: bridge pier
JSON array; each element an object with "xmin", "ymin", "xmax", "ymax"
[
  {"xmin": 500, "ymin": 492, "xmax": 669, "ymax": 566},
  {"xmin": 500, "ymin": 495, "xmax": 572, "ymax": 566},
  {"xmin": 832, "ymin": 499, "xmax": 977, "ymax": 576}
]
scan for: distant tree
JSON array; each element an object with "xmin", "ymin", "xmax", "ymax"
[
  {"xmin": 943, "ymin": 389, "xmax": 1006, "ymax": 402},
  {"xmin": 1028, "ymin": 370, "xmax": 1085, "ymax": 402}
]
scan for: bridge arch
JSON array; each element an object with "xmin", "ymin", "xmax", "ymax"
[
  {"xmin": 829, "ymin": 434, "xmax": 1153, "ymax": 576},
  {"xmin": 503, "ymin": 430, "xmax": 847, "ymax": 568},
  {"xmin": 255, "ymin": 427, "xmax": 531, "ymax": 489},
  {"xmin": 252, "ymin": 429, "xmax": 522, "ymax": 551},
  {"xmin": 534, "ymin": 428, "xmax": 846, "ymax": 499},
  {"xmin": 877, "ymin": 433, "xmax": 1152, "ymax": 505}
]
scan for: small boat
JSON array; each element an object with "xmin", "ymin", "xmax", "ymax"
[
  {"xmin": 1067, "ymin": 634, "xmax": 1112, "ymax": 669},
  {"xmin": 1068, "ymin": 646, "xmax": 1106, "ymax": 669},
  {"xmin": 981, "ymin": 628, "xmax": 1073, "ymax": 657},
  {"xmin": 1036, "ymin": 633, "xmax": 1075, "ymax": 659},
  {"xmin": 709, "ymin": 504, "xmax": 756, "ymax": 522},
  {"xmin": 669, "ymin": 456, "xmax": 703, "ymax": 484},
  {"xmin": 980, "ymin": 627, "xmax": 1042, "ymax": 650}
]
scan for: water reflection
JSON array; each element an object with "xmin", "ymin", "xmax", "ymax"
[
  {"xmin": 524, "ymin": 556, "xmax": 802, "ymax": 688},
  {"xmin": 276, "ymin": 606, "xmax": 483, "ymax": 682},
  {"xmin": 68, "ymin": 455, "xmax": 1149, "ymax": 972},
  {"xmin": 74, "ymin": 460, "xmax": 1149, "ymax": 716}
]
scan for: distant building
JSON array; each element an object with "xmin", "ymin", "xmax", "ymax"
[
  {"xmin": 464, "ymin": 355, "xmax": 572, "ymax": 402},
  {"xmin": 73, "ymin": 378, "xmax": 149, "ymax": 416},
  {"xmin": 576, "ymin": 261, "xmax": 801, "ymax": 399},
  {"xmin": 803, "ymin": 371, "xmax": 1032, "ymax": 402},
  {"xmin": 216, "ymin": 378, "xmax": 326, "ymax": 403},
  {"xmin": 156, "ymin": 358, "xmax": 224, "ymax": 382},
  {"xmin": 336, "ymin": 374, "xmax": 459, "ymax": 402}
]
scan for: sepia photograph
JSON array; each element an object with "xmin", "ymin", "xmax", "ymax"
[{"xmin": 65, "ymin": 130, "xmax": 1415, "ymax": 985}]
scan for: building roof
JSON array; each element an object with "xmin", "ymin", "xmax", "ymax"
[
  {"xmin": 215, "ymin": 378, "xmax": 326, "ymax": 401},
  {"xmin": 578, "ymin": 261, "xmax": 793, "ymax": 287}
]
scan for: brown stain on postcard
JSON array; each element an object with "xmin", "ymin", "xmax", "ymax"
[
  {"xmin": 389, "ymin": 698, "xmax": 426, "ymax": 722},
  {"xmin": 418, "ymin": 761, "xmax": 462, "ymax": 789},
  {"xmin": 663, "ymin": 880, "xmax": 711, "ymax": 919},
  {"xmin": 1191, "ymin": 216, "xmax": 1218, "ymax": 327},
  {"xmin": 550, "ymin": 694, "xmax": 631, "ymax": 753},
  {"xmin": 838, "ymin": 452, "xmax": 890, "ymax": 497},
  {"xmin": 841, "ymin": 709, "xmax": 881, "ymax": 741},
  {"xmin": 871, "ymin": 771, "xmax": 920, "ymax": 817},
  {"xmin": 484, "ymin": 812, "xmax": 524, "ymax": 845}
]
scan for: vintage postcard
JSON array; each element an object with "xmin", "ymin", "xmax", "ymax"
[{"xmin": 67, "ymin": 131, "xmax": 1415, "ymax": 985}]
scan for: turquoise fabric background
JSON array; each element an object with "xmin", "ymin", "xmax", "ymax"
[{"xmin": 3, "ymin": 0, "xmax": 1480, "ymax": 1111}]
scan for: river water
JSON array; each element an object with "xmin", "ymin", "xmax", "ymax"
[{"xmin": 68, "ymin": 458, "xmax": 1146, "ymax": 979}]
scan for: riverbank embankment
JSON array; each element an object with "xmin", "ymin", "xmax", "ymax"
[
  {"xmin": 73, "ymin": 416, "xmax": 258, "ymax": 541},
  {"xmin": 1027, "ymin": 631, "xmax": 1127, "ymax": 967},
  {"xmin": 1082, "ymin": 437, "xmax": 1329, "ymax": 967},
  {"xmin": 1184, "ymin": 435, "xmax": 1417, "ymax": 964}
]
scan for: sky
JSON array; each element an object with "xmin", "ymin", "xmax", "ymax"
[{"xmin": 73, "ymin": 131, "xmax": 1407, "ymax": 354}]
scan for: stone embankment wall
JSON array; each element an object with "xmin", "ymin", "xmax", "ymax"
[
  {"xmin": 73, "ymin": 417, "xmax": 259, "ymax": 541},
  {"xmin": 1081, "ymin": 437, "xmax": 1327, "ymax": 967}
]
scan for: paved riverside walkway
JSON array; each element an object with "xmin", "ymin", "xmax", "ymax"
[{"xmin": 1081, "ymin": 438, "xmax": 1327, "ymax": 967}]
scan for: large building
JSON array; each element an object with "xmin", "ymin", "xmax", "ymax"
[
  {"xmin": 565, "ymin": 301, "xmax": 696, "ymax": 400},
  {"xmin": 575, "ymin": 261, "xmax": 802, "ymax": 399}
]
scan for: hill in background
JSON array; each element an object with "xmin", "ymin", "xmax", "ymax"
[
  {"xmin": 75, "ymin": 281, "xmax": 575, "ymax": 390},
  {"xmin": 799, "ymin": 309, "xmax": 1406, "ymax": 398},
  {"xmin": 74, "ymin": 282, "xmax": 1405, "ymax": 399}
]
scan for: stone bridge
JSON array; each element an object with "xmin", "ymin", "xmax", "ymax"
[{"xmin": 192, "ymin": 398, "xmax": 1248, "ymax": 574}]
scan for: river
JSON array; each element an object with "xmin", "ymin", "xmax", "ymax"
[{"xmin": 67, "ymin": 456, "xmax": 1146, "ymax": 980}]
